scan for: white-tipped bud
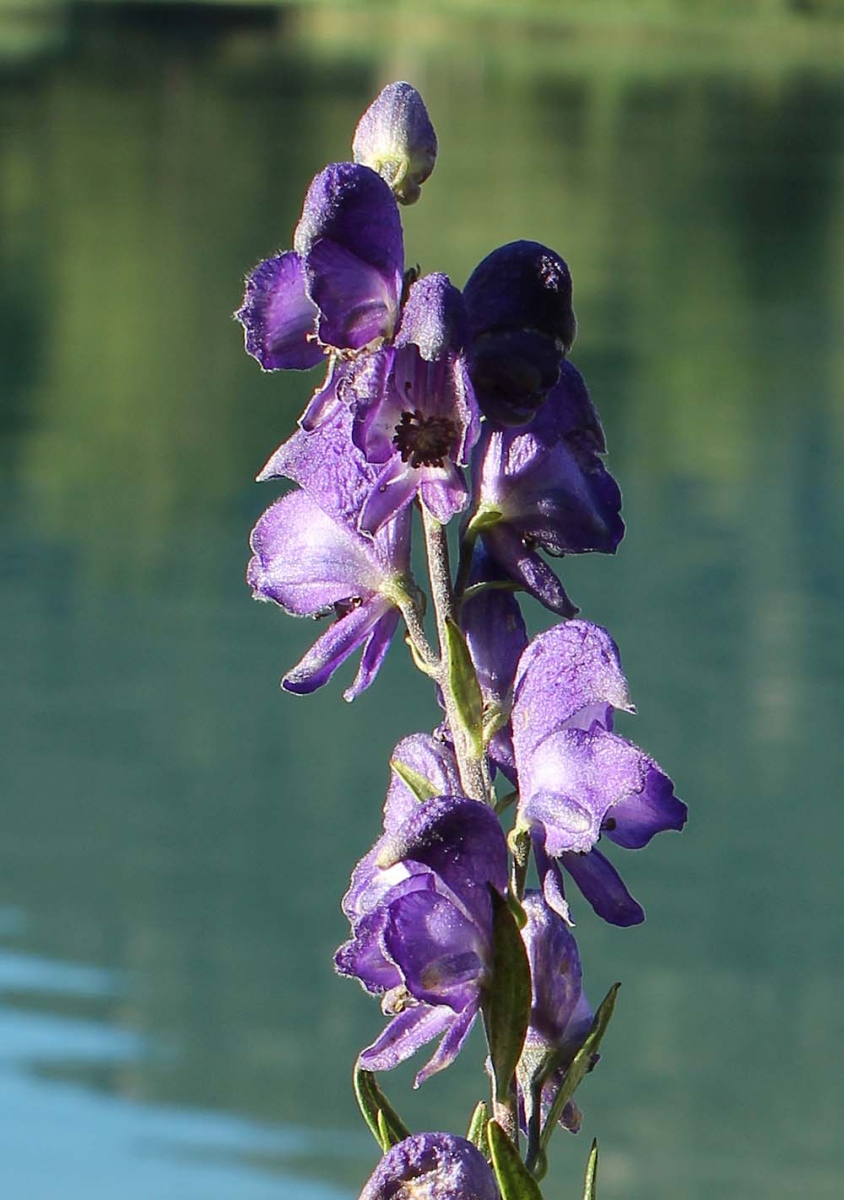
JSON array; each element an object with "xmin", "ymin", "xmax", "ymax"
[{"xmin": 352, "ymin": 81, "xmax": 437, "ymax": 205}]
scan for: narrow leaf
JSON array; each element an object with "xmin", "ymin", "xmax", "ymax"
[
  {"xmin": 582, "ymin": 1139, "xmax": 599, "ymax": 1200},
  {"xmin": 487, "ymin": 1120, "xmax": 543, "ymax": 1200},
  {"xmin": 539, "ymin": 983, "xmax": 620, "ymax": 1153},
  {"xmin": 353, "ymin": 1064, "xmax": 412, "ymax": 1151},
  {"xmin": 390, "ymin": 756, "xmax": 440, "ymax": 803},
  {"xmin": 482, "ymin": 888, "xmax": 532, "ymax": 1104},
  {"xmin": 466, "ymin": 1101, "xmax": 489, "ymax": 1153},
  {"xmin": 444, "ymin": 616, "xmax": 484, "ymax": 754}
]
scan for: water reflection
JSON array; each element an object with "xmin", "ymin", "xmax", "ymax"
[{"xmin": 0, "ymin": 5, "xmax": 843, "ymax": 1198}]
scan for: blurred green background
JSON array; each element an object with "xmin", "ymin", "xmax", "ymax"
[{"xmin": 1, "ymin": 2, "xmax": 843, "ymax": 1198}]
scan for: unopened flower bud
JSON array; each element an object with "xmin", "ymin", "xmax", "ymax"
[{"xmin": 353, "ymin": 81, "xmax": 437, "ymax": 205}]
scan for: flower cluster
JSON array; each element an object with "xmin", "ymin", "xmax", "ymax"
[{"xmin": 239, "ymin": 82, "xmax": 686, "ymax": 1198}]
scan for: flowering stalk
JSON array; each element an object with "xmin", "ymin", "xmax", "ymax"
[{"xmin": 238, "ymin": 81, "xmax": 687, "ymax": 1199}]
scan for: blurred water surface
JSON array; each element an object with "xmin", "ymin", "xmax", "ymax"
[{"xmin": 1, "ymin": 4, "xmax": 843, "ymax": 1198}]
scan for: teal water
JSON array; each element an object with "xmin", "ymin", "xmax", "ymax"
[{"xmin": 1, "ymin": 5, "xmax": 843, "ymax": 1197}]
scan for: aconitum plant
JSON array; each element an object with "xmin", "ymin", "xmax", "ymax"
[{"xmin": 238, "ymin": 81, "xmax": 687, "ymax": 1200}]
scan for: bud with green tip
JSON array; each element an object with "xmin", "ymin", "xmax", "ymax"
[{"xmin": 353, "ymin": 81, "xmax": 438, "ymax": 205}]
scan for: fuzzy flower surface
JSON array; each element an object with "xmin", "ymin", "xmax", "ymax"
[
  {"xmin": 336, "ymin": 737, "xmax": 508, "ymax": 1085},
  {"xmin": 353, "ymin": 81, "xmax": 438, "ymax": 206},
  {"xmin": 358, "ymin": 1133, "xmax": 499, "ymax": 1200},
  {"xmin": 511, "ymin": 621, "xmax": 687, "ymax": 925},
  {"xmin": 236, "ymin": 160, "xmax": 405, "ymax": 430}
]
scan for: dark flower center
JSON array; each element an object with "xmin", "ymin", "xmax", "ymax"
[{"xmin": 393, "ymin": 408, "xmax": 458, "ymax": 469}]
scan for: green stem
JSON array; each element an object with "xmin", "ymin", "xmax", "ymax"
[{"xmin": 421, "ymin": 506, "xmax": 487, "ymax": 802}]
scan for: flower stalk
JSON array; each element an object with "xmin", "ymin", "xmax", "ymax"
[{"xmin": 237, "ymin": 80, "xmax": 687, "ymax": 1200}]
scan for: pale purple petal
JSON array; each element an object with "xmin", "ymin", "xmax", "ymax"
[
  {"xmin": 358, "ymin": 1004, "xmax": 454, "ymax": 1073},
  {"xmin": 345, "ymin": 609, "xmax": 401, "ymax": 702},
  {"xmin": 236, "ymin": 251, "xmax": 322, "ymax": 371},
  {"xmin": 359, "ymin": 456, "xmax": 420, "ymax": 536},
  {"xmin": 247, "ymin": 492, "xmax": 383, "ymax": 614},
  {"xmin": 512, "ymin": 620, "xmax": 633, "ymax": 760},
  {"xmin": 519, "ymin": 728, "xmax": 646, "ymax": 855},
  {"xmin": 413, "ymin": 1003, "xmax": 478, "ymax": 1087},
  {"xmin": 282, "ymin": 596, "xmax": 392, "ymax": 695},
  {"xmin": 419, "ymin": 463, "xmax": 469, "ymax": 524},
  {"xmin": 385, "ymin": 734, "xmax": 462, "ymax": 829}
]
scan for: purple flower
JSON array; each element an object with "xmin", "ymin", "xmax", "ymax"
[
  {"xmin": 236, "ymin": 161, "xmax": 404, "ymax": 430},
  {"xmin": 464, "ymin": 240, "xmax": 577, "ymax": 425},
  {"xmin": 246, "ymin": 479, "xmax": 411, "ymax": 700},
  {"xmin": 468, "ymin": 361, "xmax": 624, "ymax": 617},
  {"xmin": 459, "ymin": 547, "xmax": 528, "ymax": 780},
  {"xmin": 359, "ymin": 1133, "xmax": 499, "ymax": 1200},
  {"xmin": 353, "ymin": 82, "xmax": 438, "ymax": 206},
  {"xmin": 336, "ymin": 784, "xmax": 508, "ymax": 1086},
  {"xmin": 511, "ymin": 621, "xmax": 687, "ymax": 926},
  {"xmin": 346, "ymin": 273, "xmax": 480, "ymax": 535},
  {"xmin": 518, "ymin": 893, "xmax": 594, "ymax": 1137}
]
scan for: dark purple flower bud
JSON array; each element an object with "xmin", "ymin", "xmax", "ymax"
[
  {"xmin": 518, "ymin": 893, "xmax": 594, "ymax": 1137},
  {"xmin": 460, "ymin": 547, "xmax": 528, "ymax": 780},
  {"xmin": 247, "ymin": 486, "xmax": 411, "ymax": 700},
  {"xmin": 336, "ymin": 795, "xmax": 508, "ymax": 1086},
  {"xmin": 347, "ymin": 273, "xmax": 480, "ymax": 535},
  {"xmin": 469, "ymin": 361, "xmax": 624, "ymax": 617},
  {"xmin": 464, "ymin": 241, "xmax": 576, "ymax": 425},
  {"xmin": 353, "ymin": 82, "xmax": 438, "ymax": 207},
  {"xmin": 237, "ymin": 162, "xmax": 404, "ymax": 410},
  {"xmin": 359, "ymin": 1133, "xmax": 499, "ymax": 1200},
  {"xmin": 511, "ymin": 622, "xmax": 687, "ymax": 926}
]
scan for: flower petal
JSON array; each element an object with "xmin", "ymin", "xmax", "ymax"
[
  {"xmin": 236, "ymin": 251, "xmax": 323, "ymax": 371},
  {"xmin": 282, "ymin": 596, "xmax": 391, "ymax": 695},
  {"xmin": 358, "ymin": 1003, "xmax": 454, "ymax": 1073},
  {"xmin": 559, "ymin": 847, "xmax": 644, "ymax": 927},
  {"xmin": 512, "ymin": 620, "xmax": 633, "ymax": 759},
  {"xmin": 605, "ymin": 758, "xmax": 687, "ymax": 849},
  {"xmin": 295, "ymin": 162, "xmax": 403, "ymax": 350},
  {"xmin": 247, "ymin": 491, "xmax": 382, "ymax": 614},
  {"xmin": 384, "ymin": 889, "xmax": 486, "ymax": 1012},
  {"xmin": 481, "ymin": 523, "xmax": 578, "ymax": 617},
  {"xmin": 344, "ymin": 609, "xmax": 401, "ymax": 702}
]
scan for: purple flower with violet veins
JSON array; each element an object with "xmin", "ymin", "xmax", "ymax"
[
  {"xmin": 511, "ymin": 621, "xmax": 687, "ymax": 926},
  {"xmin": 335, "ymin": 792, "xmax": 508, "ymax": 1086},
  {"xmin": 353, "ymin": 81, "xmax": 438, "ymax": 206},
  {"xmin": 517, "ymin": 893, "xmax": 594, "ymax": 1138},
  {"xmin": 236, "ymin": 160, "xmax": 405, "ymax": 430},
  {"xmin": 347, "ymin": 272, "xmax": 480, "ymax": 535},
  {"xmin": 467, "ymin": 361, "xmax": 624, "ymax": 617},
  {"xmin": 359, "ymin": 1133, "xmax": 499, "ymax": 1200},
  {"xmin": 247, "ymin": 487, "xmax": 411, "ymax": 701},
  {"xmin": 464, "ymin": 240, "xmax": 577, "ymax": 425}
]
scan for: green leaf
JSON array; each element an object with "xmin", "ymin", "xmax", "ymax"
[
  {"xmin": 466, "ymin": 1101, "xmax": 489, "ymax": 1153},
  {"xmin": 482, "ymin": 888, "xmax": 532, "ymax": 1104},
  {"xmin": 539, "ymin": 983, "xmax": 620, "ymax": 1153},
  {"xmin": 390, "ymin": 756, "xmax": 440, "ymax": 803},
  {"xmin": 487, "ymin": 1120, "xmax": 543, "ymax": 1200},
  {"xmin": 582, "ymin": 1139, "xmax": 599, "ymax": 1200},
  {"xmin": 353, "ymin": 1064, "xmax": 412, "ymax": 1151},
  {"xmin": 444, "ymin": 617, "xmax": 484, "ymax": 754}
]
